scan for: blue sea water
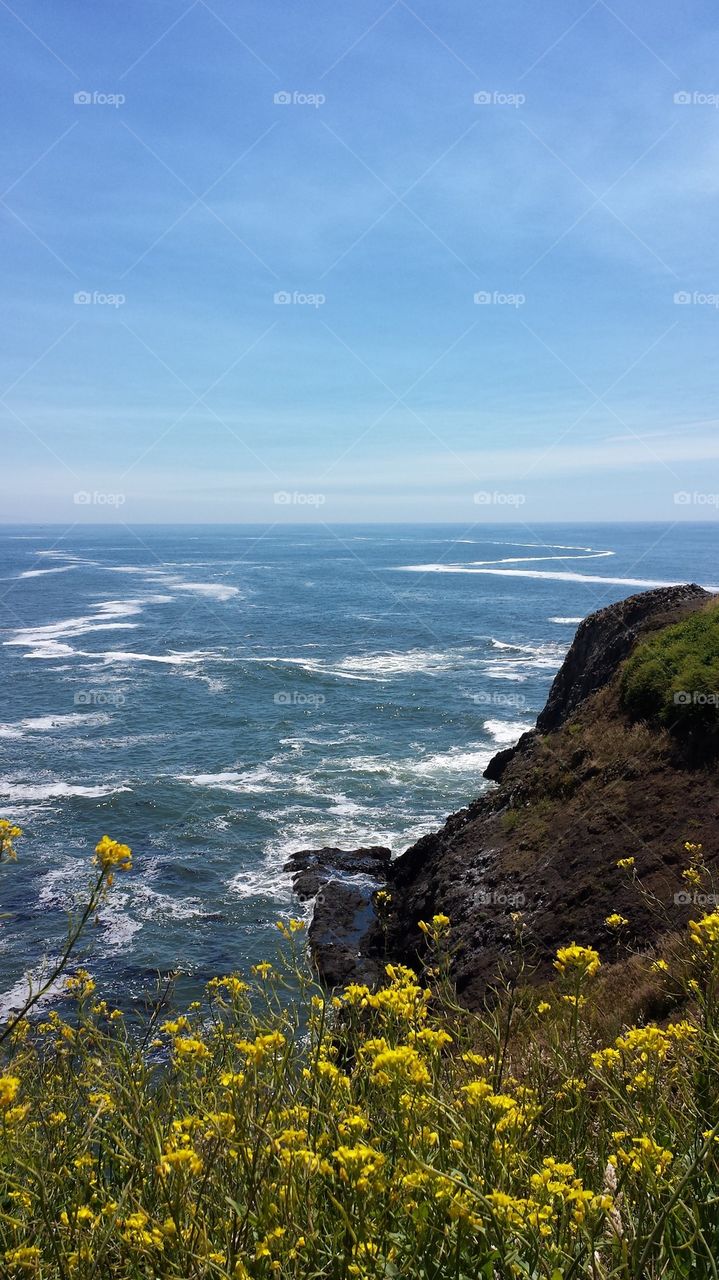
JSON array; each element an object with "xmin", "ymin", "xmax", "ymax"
[{"xmin": 0, "ymin": 522, "xmax": 716, "ymax": 1011}]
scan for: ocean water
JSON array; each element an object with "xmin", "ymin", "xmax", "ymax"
[{"xmin": 0, "ymin": 522, "xmax": 716, "ymax": 1011}]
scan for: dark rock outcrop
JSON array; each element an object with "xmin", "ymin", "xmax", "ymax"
[
  {"xmin": 293, "ymin": 585, "xmax": 718, "ymax": 1005},
  {"xmin": 485, "ymin": 584, "xmax": 709, "ymax": 782},
  {"xmin": 309, "ymin": 882, "xmax": 384, "ymax": 988},
  {"xmin": 535, "ymin": 583, "xmax": 709, "ymax": 734},
  {"xmin": 284, "ymin": 845, "xmax": 390, "ymax": 986}
]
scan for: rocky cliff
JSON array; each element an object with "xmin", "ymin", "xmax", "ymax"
[{"xmin": 294, "ymin": 584, "xmax": 719, "ymax": 1005}]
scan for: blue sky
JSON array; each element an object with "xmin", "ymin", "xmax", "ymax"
[{"xmin": 2, "ymin": 0, "xmax": 719, "ymax": 522}]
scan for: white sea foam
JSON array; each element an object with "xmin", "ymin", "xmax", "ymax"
[
  {"xmin": 248, "ymin": 656, "xmax": 378, "ymax": 682},
  {"xmin": 250, "ymin": 648, "xmax": 472, "ymax": 682},
  {"xmin": 0, "ymin": 966, "xmax": 67, "ymax": 1020},
  {"xmin": 37, "ymin": 860, "xmax": 88, "ymax": 910},
  {"xmin": 483, "ymin": 638, "xmax": 566, "ymax": 682},
  {"xmin": 0, "ymin": 712, "xmax": 111, "ymax": 740},
  {"xmin": 0, "ymin": 780, "xmax": 130, "ymax": 802},
  {"xmin": 5, "ymin": 600, "xmax": 142, "ymax": 659},
  {"xmin": 344, "ymin": 745, "xmax": 494, "ymax": 783},
  {"xmin": 99, "ymin": 649, "xmax": 228, "ymax": 667},
  {"xmin": 173, "ymin": 581, "xmax": 240, "ymax": 601},
  {"xmin": 393, "ymin": 564, "xmax": 708, "ymax": 589},
  {"xmin": 178, "ymin": 766, "xmax": 281, "ymax": 793},
  {"xmin": 410, "ymin": 747, "xmax": 494, "ymax": 777},
  {"xmin": 328, "ymin": 795, "xmax": 365, "ymax": 817},
  {"xmin": 467, "ymin": 551, "xmax": 613, "ymax": 567},
  {"xmin": 334, "ymin": 649, "xmax": 466, "ymax": 677},
  {"xmin": 484, "ymin": 718, "xmax": 533, "ymax": 746},
  {"xmin": 227, "ymin": 847, "xmax": 296, "ymax": 905},
  {"xmin": 104, "ymin": 567, "xmax": 240, "ymax": 601},
  {"xmin": 19, "ymin": 565, "xmax": 79, "ymax": 579},
  {"xmin": 549, "ymin": 616, "xmax": 583, "ymax": 624}
]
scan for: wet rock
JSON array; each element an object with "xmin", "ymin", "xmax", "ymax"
[
  {"xmin": 284, "ymin": 845, "xmax": 391, "ymax": 900},
  {"xmin": 285, "ymin": 845, "xmax": 391, "ymax": 987},
  {"xmin": 309, "ymin": 880, "xmax": 383, "ymax": 987}
]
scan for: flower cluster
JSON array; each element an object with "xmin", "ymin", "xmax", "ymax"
[{"xmin": 1, "ymin": 833, "xmax": 719, "ymax": 1278}]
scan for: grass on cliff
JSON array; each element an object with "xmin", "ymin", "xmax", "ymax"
[
  {"xmin": 620, "ymin": 600, "xmax": 719, "ymax": 746},
  {"xmin": 2, "ymin": 823, "xmax": 719, "ymax": 1279}
]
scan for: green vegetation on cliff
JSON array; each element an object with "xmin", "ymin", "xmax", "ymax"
[{"xmin": 620, "ymin": 600, "xmax": 719, "ymax": 745}]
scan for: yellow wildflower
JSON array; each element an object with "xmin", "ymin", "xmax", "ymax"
[
  {"xmin": 554, "ymin": 943, "xmax": 601, "ymax": 978},
  {"xmin": 94, "ymin": 835, "xmax": 132, "ymax": 874},
  {"xmin": 0, "ymin": 1075, "xmax": 21, "ymax": 1108},
  {"xmin": 605, "ymin": 913, "xmax": 628, "ymax": 929},
  {"xmin": 370, "ymin": 1045, "xmax": 430, "ymax": 1088},
  {"xmin": 0, "ymin": 819, "xmax": 22, "ymax": 861},
  {"xmin": 5, "ymin": 1245, "xmax": 40, "ymax": 1270}
]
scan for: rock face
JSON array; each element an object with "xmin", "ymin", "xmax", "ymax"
[
  {"xmin": 487, "ymin": 583, "xmax": 709, "ymax": 782},
  {"xmin": 284, "ymin": 846, "xmax": 390, "ymax": 986},
  {"xmin": 535, "ymin": 583, "xmax": 709, "ymax": 734},
  {"xmin": 292, "ymin": 585, "xmax": 719, "ymax": 1005}
]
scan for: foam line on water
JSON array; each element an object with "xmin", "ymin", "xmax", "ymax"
[
  {"xmin": 392, "ymin": 565, "xmax": 706, "ymax": 588},
  {"xmin": 0, "ymin": 780, "xmax": 131, "ymax": 802}
]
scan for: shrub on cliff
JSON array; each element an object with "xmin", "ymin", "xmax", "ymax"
[
  {"xmin": 620, "ymin": 600, "xmax": 719, "ymax": 751},
  {"xmin": 2, "ymin": 824, "xmax": 719, "ymax": 1278}
]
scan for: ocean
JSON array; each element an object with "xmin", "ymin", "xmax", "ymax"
[{"xmin": 0, "ymin": 522, "xmax": 716, "ymax": 1011}]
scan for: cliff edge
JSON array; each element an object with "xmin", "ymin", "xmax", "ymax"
[{"xmin": 381, "ymin": 583, "xmax": 718, "ymax": 1005}]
